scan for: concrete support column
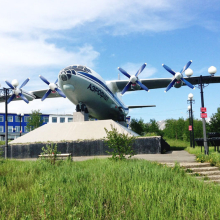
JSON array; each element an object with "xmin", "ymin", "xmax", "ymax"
[{"xmin": 73, "ymin": 112, "xmax": 89, "ymax": 122}]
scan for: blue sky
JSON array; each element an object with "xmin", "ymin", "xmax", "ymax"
[{"xmin": 0, "ymin": 0, "xmax": 220, "ymax": 123}]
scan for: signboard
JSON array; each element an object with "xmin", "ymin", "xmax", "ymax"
[
  {"xmin": 201, "ymin": 107, "xmax": 207, "ymax": 112},
  {"xmin": 201, "ymin": 113, "xmax": 207, "ymax": 118},
  {"xmin": 189, "ymin": 125, "xmax": 192, "ymax": 131}
]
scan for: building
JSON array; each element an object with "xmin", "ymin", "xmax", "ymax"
[
  {"xmin": 0, "ymin": 113, "xmax": 73, "ymax": 140},
  {"xmin": 49, "ymin": 114, "xmax": 73, "ymax": 123}
]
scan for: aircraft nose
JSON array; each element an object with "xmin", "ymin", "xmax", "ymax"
[{"xmin": 59, "ymin": 69, "xmax": 76, "ymax": 82}]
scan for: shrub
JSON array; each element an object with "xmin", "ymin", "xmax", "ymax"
[
  {"xmin": 41, "ymin": 143, "xmax": 60, "ymax": 165},
  {"xmin": 104, "ymin": 125, "xmax": 136, "ymax": 160}
]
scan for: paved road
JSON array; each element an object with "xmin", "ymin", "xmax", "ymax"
[
  {"xmin": 71, "ymin": 150, "xmax": 196, "ymax": 163},
  {"xmin": 15, "ymin": 150, "xmax": 196, "ymax": 163}
]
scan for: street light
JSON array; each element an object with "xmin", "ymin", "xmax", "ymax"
[
  {"xmin": 198, "ymin": 65, "xmax": 218, "ymax": 155},
  {"xmin": 0, "ymin": 84, "xmax": 13, "ymax": 159},
  {"xmin": 187, "ymin": 105, "xmax": 192, "ymax": 147},
  {"xmin": 17, "ymin": 112, "xmax": 24, "ymax": 137},
  {"xmin": 185, "ymin": 66, "xmax": 217, "ymax": 155},
  {"xmin": 187, "ymin": 93, "xmax": 195, "ymax": 148}
]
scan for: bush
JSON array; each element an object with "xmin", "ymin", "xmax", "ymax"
[
  {"xmin": 104, "ymin": 125, "xmax": 136, "ymax": 160},
  {"xmin": 41, "ymin": 143, "xmax": 60, "ymax": 165}
]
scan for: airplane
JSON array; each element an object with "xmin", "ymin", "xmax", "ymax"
[{"xmin": 1, "ymin": 61, "xmax": 220, "ymax": 123}]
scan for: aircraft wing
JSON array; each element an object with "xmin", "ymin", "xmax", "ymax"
[
  {"xmin": 107, "ymin": 76, "xmax": 220, "ymax": 93},
  {"xmin": 0, "ymin": 89, "xmax": 62, "ymax": 103},
  {"xmin": 30, "ymin": 89, "xmax": 62, "ymax": 99}
]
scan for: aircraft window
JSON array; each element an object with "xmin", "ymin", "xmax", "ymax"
[
  {"xmin": 68, "ymin": 65, "xmax": 91, "ymax": 73},
  {"xmin": 71, "ymin": 69, "xmax": 76, "ymax": 75},
  {"xmin": 66, "ymin": 73, "xmax": 71, "ymax": 79}
]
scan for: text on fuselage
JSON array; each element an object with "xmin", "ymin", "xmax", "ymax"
[{"xmin": 87, "ymin": 84, "xmax": 109, "ymax": 101}]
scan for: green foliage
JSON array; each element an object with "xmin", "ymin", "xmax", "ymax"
[
  {"xmin": 26, "ymin": 109, "xmax": 43, "ymax": 132},
  {"xmin": 0, "ymin": 141, "xmax": 5, "ymax": 146},
  {"xmin": 2, "ymin": 159, "xmax": 220, "ymax": 219},
  {"xmin": 165, "ymin": 138, "xmax": 190, "ymax": 150},
  {"xmin": 186, "ymin": 145, "xmax": 220, "ymax": 167},
  {"xmin": 163, "ymin": 117, "xmax": 205, "ymax": 141},
  {"xmin": 104, "ymin": 125, "xmax": 136, "ymax": 160},
  {"xmin": 129, "ymin": 118, "xmax": 146, "ymax": 135},
  {"xmin": 0, "ymin": 147, "xmax": 3, "ymax": 158},
  {"xmin": 130, "ymin": 118, "xmax": 163, "ymax": 136},
  {"xmin": 41, "ymin": 143, "xmax": 60, "ymax": 165},
  {"xmin": 208, "ymin": 107, "xmax": 220, "ymax": 133}
]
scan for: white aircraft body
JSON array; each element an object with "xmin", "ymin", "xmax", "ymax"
[{"xmin": 2, "ymin": 62, "xmax": 220, "ymax": 122}]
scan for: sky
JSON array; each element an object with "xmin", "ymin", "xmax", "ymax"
[{"xmin": 0, "ymin": 0, "xmax": 220, "ymax": 123}]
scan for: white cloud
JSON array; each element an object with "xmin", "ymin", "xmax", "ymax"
[
  {"xmin": 0, "ymin": 0, "xmax": 174, "ymax": 33},
  {"xmin": 1, "ymin": 97, "xmax": 75, "ymax": 115},
  {"xmin": 119, "ymin": 62, "xmax": 157, "ymax": 79},
  {"xmin": 0, "ymin": 35, "xmax": 99, "ymax": 80},
  {"xmin": 0, "ymin": 0, "xmax": 217, "ymax": 36},
  {"xmin": 0, "ymin": 0, "xmax": 219, "ymax": 115}
]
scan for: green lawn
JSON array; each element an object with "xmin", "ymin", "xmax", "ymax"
[
  {"xmin": 165, "ymin": 138, "xmax": 220, "ymax": 166},
  {"xmin": 1, "ymin": 159, "xmax": 220, "ymax": 219}
]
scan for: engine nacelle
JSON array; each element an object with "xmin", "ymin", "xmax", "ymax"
[
  {"xmin": 131, "ymin": 83, "xmax": 141, "ymax": 90},
  {"xmin": 174, "ymin": 80, "xmax": 182, "ymax": 88}
]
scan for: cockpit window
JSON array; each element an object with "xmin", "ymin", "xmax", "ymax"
[{"xmin": 64, "ymin": 65, "xmax": 92, "ymax": 73}]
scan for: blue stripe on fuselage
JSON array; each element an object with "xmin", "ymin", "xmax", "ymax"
[{"xmin": 77, "ymin": 71, "xmax": 128, "ymax": 111}]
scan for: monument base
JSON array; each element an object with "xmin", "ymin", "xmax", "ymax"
[{"xmin": 73, "ymin": 112, "xmax": 89, "ymax": 122}]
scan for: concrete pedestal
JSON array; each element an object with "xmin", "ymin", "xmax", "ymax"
[{"xmin": 73, "ymin": 112, "xmax": 89, "ymax": 122}]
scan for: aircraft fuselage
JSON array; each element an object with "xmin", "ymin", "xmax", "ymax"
[{"xmin": 58, "ymin": 65, "xmax": 129, "ymax": 121}]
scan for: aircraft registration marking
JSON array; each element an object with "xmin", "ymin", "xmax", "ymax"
[{"xmin": 87, "ymin": 84, "xmax": 109, "ymax": 101}]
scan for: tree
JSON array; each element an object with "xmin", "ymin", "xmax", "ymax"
[
  {"xmin": 26, "ymin": 110, "xmax": 43, "ymax": 132},
  {"xmin": 148, "ymin": 119, "xmax": 162, "ymax": 136},
  {"xmin": 129, "ymin": 118, "xmax": 146, "ymax": 135},
  {"xmin": 208, "ymin": 108, "xmax": 220, "ymax": 133},
  {"xmin": 104, "ymin": 125, "xmax": 136, "ymax": 160}
]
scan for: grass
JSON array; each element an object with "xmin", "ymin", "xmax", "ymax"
[
  {"xmin": 164, "ymin": 138, "xmax": 190, "ymax": 151},
  {"xmin": 165, "ymin": 138, "xmax": 220, "ymax": 168},
  {"xmin": 1, "ymin": 159, "xmax": 220, "ymax": 219}
]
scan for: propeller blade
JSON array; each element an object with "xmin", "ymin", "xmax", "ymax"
[
  {"xmin": 41, "ymin": 89, "xmax": 52, "ymax": 101},
  {"xmin": 54, "ymin": 79, "xmax": 58, "ymax": 84},
  {"xmin": 19, "ymin": 78, "xmax": 30, "ymax": 89},
  {"xmin": 181, "ymin": 78, "xmax": 195, "ymax": 89},
  {"xmin": 121, "ymin": 82, "xmax": 132, "ymax": 95},
  {"xmin": 5, "ymin": 80, "xmax": 14, "ymax": 89},
  {"xmin": 135, "ymin": 63, "xmax": 147, "ymax": 77},
  {"xmin": 118, "ymin": 67, "xmax": 131, "ymax": 79},
  {"xmin": 55, "ymin": 88, "xmax": 66, "ymax": 98},
  {"xmin": 39, "ymin": 75, "xmax": 50, "ymax": 85},
  {"xmin": 136, "ymin": 81, "xmax": 149, "ymax": 92},
  {"xmin": 7, "ymin": 94, "xmax": 16, "ymax": 104},
  {"xmin": 19, "ymin": 93, "xmax": 29, "ymax": 104},
  {"xmin": 180, "ymin": 60, "xmax": 192, "ymax": 74},
  {"xmin": 165, "ymin": 79, "xmax": 177, "ymax": 93},
  {"xmin": 162, "ymin": 64, "xmax": 176, "ymax": 76}
]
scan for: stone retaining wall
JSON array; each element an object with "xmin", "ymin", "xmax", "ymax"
[{"xmin": 0, "ymin": 136, "xmax": 170, "ymax": 159}]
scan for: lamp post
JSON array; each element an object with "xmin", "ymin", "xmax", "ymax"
[
  {"xmin": 187, "ymin": 93, "xmax": 195, "ymax": 148},
  {"xmin": 0, "ymin": 85, "xmax": 13, "ymax": 159},
  {"xmin": 187, "ymin": 105, "xmax": 192, "ymax": 147},
  {"xmin": 199, "ymin": 66, "xmax": 218, "ymax": 155},
  {"xmin": 17, "ymin": 113, "xmax": 24, "ymax": 137},
  {"xmin": 185, "ymin": 66, "xmax": 218, "ymax": 154}
]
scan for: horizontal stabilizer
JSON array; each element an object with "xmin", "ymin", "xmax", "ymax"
[{"xmin": 128, "ymin": 105, "xmax": 156, "ymax": 109}]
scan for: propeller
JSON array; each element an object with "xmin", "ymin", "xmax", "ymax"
[
  {"xmin": 39, "ymin": 75, "xmax": 66, "ymax": 101},
  {"xmin": 118, "ymin": 63, "xmax": 149, "ymax": 95},
  {"xmin": 162, "ymin": 60, "xmax": 195, "ymax": 93},
  {"xmin": 5, "ymin": 78, "xmax": 30, "ymax": 104}
]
